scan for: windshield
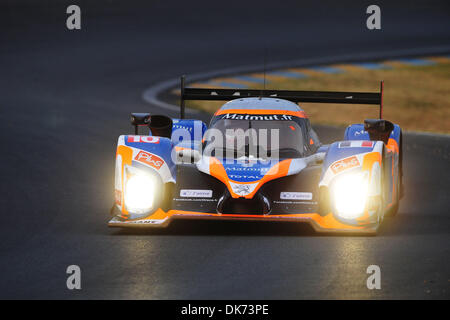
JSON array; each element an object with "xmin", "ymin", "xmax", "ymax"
[{"xmin": 204, "ymin": 118, "xmax": 307, "ymax": 159}]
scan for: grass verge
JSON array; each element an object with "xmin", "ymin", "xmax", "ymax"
[{"xmin": 186, "ymin": 58, "xmax": 450, "ymax": 134}]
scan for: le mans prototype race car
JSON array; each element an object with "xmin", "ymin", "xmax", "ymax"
[{"xmin": 109, "ymin": 78, "xmax": 403, "ymax": 234}]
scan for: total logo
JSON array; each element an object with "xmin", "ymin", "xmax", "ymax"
[
  {"xmin": 228, "ymin": 174, "xmax": 262, "ymax": 180},
  {"xmin": 134, "ymin": 151, "xmax": 164, "ymax": 170}
]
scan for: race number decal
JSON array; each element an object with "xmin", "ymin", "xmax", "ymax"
[{"xmin": 127, "ymin": 136, "xmax": 160, "ymax": 143}]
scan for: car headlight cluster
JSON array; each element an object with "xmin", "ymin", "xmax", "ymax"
[
  {"xmin": 124, "ymin": 166, "xmax": 159, "ymax": 214},
  {"xmin": 332, "ymin": 172, "xmax": 369, "ymax": 220}
]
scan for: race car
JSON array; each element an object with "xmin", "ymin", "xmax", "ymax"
[{"xmin": 109, "ymin": 78, "xmax": 403, "ymax": 234}]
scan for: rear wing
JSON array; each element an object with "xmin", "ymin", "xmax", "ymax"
[{"xmin": 179, "ymin": 75, "xmax": 384, "ymax": 119}]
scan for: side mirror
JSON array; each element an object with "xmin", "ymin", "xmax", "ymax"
[
  {"xmin": 364, "ymin": 119, "xmax": 394, "ymax": 144},
  {"xmin": 149, "ymin": 115, "xmax": 173, "ymax": 138},
  {"xmin": 131, "ymin": 113, "xmax": 151, "ymax": 135}
]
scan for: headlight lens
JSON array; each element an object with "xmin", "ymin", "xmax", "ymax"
[
  {"xmin": 124, "ymin": 169, "xmax": 157, "ymax": 214},
  {"xmin": 332, "ymin": 172, "xmax": 369, "ymax": 219}
]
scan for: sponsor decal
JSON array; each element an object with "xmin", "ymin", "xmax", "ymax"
[
  {"xmin": 274, "ymin": 200, "xmax": 317, "ymax": 205},
  {"xmin": 235, "ymin": 184, "xmax": 250, "ymax": 194},
  {"xmin": 361, "ymin": 141, "xmax": 374, "ymax": 147},
  {"xmin": 174, "ymin": 198, "xmax": 216, "ymax": 202},
  {"xmin": 225, "ymin": 166, "xmax": 261, "ymax": 172},
  {"xmin": 127, "ymin": 136, "xmax": 160, "ymax": 144},
  {"xmin": 280, "ymin": 192, "xmax": 313, "ymax": 200},
  {"xmin": 331, "ymin": 156, "xmax": 360, "ymax": 174},
  {"xmin": 116, "ymin": 219, "xmax": 164, "ymax": 225},
  {"xmin": 180, "ymin": 189, "xmax": 213, "ymax": 198},
  {"xmin": 339, "ymin": 141, "xmax": 374, "ymax": 148},
  {"xmin": 173, "ymin": 124, "xmax": 193, "ymax": 132},
  {"xmin": 228, "ymin": 175, "xmax": 262, "ymax": 180},
  {"xmin": 221, "ymin": 113, "xmax": 294, "ymax": 121},
  {"xmin": 134, "ymin": 151, "xmax": 164, "ymax": 169},
  {"xmin": 354, "ymin": 129, "xmax": 367, "ymax": 136}
]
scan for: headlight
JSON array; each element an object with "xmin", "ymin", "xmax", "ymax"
[
  {"xmin": 124, "ymin": 167, "xmax": 158, "ymax": 214},
  {"xmin": 332, "ymin": 172, "xmax": 369, "ymax": 219}
]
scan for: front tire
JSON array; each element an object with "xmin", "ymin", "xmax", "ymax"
[{"xmin": 386, "ymin": 176, "xmax": 400, "ymax": 216}]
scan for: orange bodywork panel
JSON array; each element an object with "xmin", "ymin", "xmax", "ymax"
[{"xmin": 109, "ymin": 208, "xmax": 375, "ymax": 233}]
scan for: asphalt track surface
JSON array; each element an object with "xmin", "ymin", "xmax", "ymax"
[{"xmin": 0, "ymin": 0, "xmax": 449, "ymax": 299}]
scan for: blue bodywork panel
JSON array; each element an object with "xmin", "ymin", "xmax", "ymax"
[
  {"xmin": 171, "ymin": 118, "xmax": 207, "ymax": 149},
  {"xmin": 126, "ymin": 118, "xmax": 207, "ymax": 181},
  {"xmin": 344, "ymin": 123, "xmax": 401, "ymax": 146},
  {"xmin": 322, "ymin": 141, "xmax": 376, "ymax": 173}
]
